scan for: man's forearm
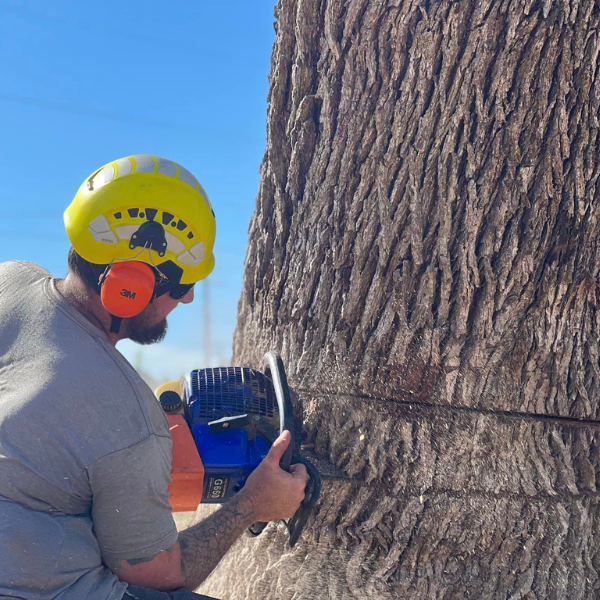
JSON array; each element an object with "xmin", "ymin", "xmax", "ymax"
[{"xmin": 178, "ymin": 490, "xmax": 258, "ymax": 590}]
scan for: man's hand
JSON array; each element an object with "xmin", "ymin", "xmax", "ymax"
[
  {"xmin": 116, "ymin": 430, "xmax": 309, "ymax": 592},
  {"xmin": 242, "ymin": 430, "xmax": 309, "ymax": 522}
]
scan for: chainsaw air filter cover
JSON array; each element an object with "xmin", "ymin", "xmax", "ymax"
[
  {"xmin": 188, "ymin": 367, "xmax": 277, "ymax": 420},
  {"xmin": 185, "ymin": 367, "xmax": 279, "ymax": 503}
]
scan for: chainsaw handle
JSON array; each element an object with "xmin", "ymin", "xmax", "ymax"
[
  {"xmin": 263, "ymin": 351, "xmax": 295, "ymax": 471},
  {"xmin": 248, "ymin": 352, "xmax": 320, "ymax": 546},
  {"xmin": 247, "ymin": 353, "xmax": 296, "ymax": 538},
  {"xmin": 248, "ymin": 457, "xmax": 321, "ymax": 545},
  {"xmin": 287, "ymin": 457, "xmax": 321, "ymax": 547}
]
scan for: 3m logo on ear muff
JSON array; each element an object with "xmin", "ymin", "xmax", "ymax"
[{"xmin": 99, "ymin": 262, "xmax": 156, "ymax": 318}]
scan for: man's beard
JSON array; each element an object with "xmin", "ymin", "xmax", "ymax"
[{"xmin": 123, "ymin": 314, "xmax": 168, "ymax": 345}]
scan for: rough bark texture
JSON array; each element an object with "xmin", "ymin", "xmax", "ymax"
[{"xmin": 198, "ymin": 1, "xmax": 600, "ymax": 598}]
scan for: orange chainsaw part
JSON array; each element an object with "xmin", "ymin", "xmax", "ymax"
[{"xmin": 167, "ymin": 414, "xmax": 205, "ymax": 512}]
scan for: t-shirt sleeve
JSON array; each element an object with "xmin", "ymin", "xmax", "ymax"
[{"xmin": 88, "ymin": 434, "xmax": 179, "ymax": 571}]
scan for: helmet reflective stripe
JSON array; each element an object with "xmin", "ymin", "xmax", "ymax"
[
  {"xmin": 198, "ymin": 183, "xmax": 213, "ymax": 211},
  {"xmin": 178, "ymin": 242, "xmax": 205, "ymax": 267},
  {"xmin": 164, "ymin": 231, "xmax": 185, "ymax": 254},
  {"xmin": 88, "ymin": 213, "xmax": 118, "ymax": 244},
  {"xmin": 158, "ymin": 158, "xmax": 177, "ymax": 177},
  {"xmin": 178, "ymin": 165, "xmax": 200, "ymax": 191},
  {"xmin": 132, "ymin": 155, "xmax": 155, "ymax": 173},
  {"xmin": 89, "ymin": 215, "xmax": 111, "ymax": 233},
  {"xmin": 115, "ymin": 225, "xmax": 139, "ymax": 240},
  {"xmin": 89, "ymin": 165, "xmax": 115, "ymax": 190},
  {"xmin": 87, "ymin": 155, "xmax": 206, "ymax": 194},
  {"xmin": 115, "ymin": 157, "xmax": 132, "ymax": 177}
]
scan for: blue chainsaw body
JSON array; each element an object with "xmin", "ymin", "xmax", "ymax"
[
  {"xmin": 161, "ymin": 352, "xmax": 321, "ymax": 546},
  {"xmin": 185, "ymin": 367, "xmax": 277, "ymax": 503}
]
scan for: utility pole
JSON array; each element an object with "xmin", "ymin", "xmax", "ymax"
[{"xmin": 202, "ymin": 279, "xmax": 211, "ymax": 366}]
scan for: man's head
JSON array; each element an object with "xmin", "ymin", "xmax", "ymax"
[
  {"xmin": 67, "ymin": 247, "xmax": 195, "ymax": 344},
  {"xmin": 63, "ymin": 155, "xmax": 214, "ymax": 338}
]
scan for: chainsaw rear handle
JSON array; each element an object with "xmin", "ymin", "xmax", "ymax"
[{"xmin": 248, "ymin": 352, "xmax": 300, "ymax": 539}]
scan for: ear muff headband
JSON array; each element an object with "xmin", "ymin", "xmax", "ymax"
[{"xmin": 99, "ymin": 262, "xmax": 156, "ymax": 319}]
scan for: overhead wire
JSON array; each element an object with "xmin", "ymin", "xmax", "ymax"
[
  {"xmin": 0, "ymin": 231, "xmax": 65, "ymax": 241},
  {"xmin": 0, "ymin": 2, "xmax": 199, "ymax": 52},
  {"xmin": 0, "ymin": 3, "xmax": 210, "ymax": 132},
  {"xmin": 0, "ymin": 212, "xmax": 64, "ymax": 241},
  {"xmin": 0, "ymin": 212, "xmax": 59, "ymax": 218},
  {"xmin": 0, "ymin": 91, "xmax": 209, "ymax": 133}
]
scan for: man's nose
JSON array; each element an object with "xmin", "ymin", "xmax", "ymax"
[{"xmin": 180, "ymin": 286, "xmax": 195, "ymax": 304}]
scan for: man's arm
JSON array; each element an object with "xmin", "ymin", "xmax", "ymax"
[
  {"xmin": 115, "ymin": 431, "xmax": 308, "ymax": 591},
  {"xmin": 179, "ymin": 488, "xmax": 258, "ymax": 588},
  {"xmin": 115, "ymin": 491, "xmax": 257, "ymax": 590}
]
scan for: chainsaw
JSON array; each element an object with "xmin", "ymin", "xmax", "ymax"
[{"xmin": 156, "ymin": 351, "xmax": 321, "ymax": 547}]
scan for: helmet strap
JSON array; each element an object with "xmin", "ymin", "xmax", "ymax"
[{"xmin": 110, "ymin": 316, "xmax": 123, "ymax": 334}]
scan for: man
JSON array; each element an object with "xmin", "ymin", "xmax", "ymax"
[{"xmin": 0, "ymin": 155, "xmax": 308, "ymax": 600}]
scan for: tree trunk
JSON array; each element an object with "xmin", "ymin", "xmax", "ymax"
[{"xmin": 199, "ymin": 1, "xmax": 600, "ymax": 598}]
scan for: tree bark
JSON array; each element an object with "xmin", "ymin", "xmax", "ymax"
[{"xmin": 199, "ymin": 0, "xmax": 600, "ymax": 598}]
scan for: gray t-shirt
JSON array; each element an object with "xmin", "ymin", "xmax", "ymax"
[{"xmin": 0, "ymin": 261, "xmax": 179, "ymax": 599}]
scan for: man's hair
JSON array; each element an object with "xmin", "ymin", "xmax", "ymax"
[{"xmin": 67, "ymin": 247, "xmax": 106, "ymax": 294}]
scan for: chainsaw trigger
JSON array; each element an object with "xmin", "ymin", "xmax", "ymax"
[{"xmin": 253, "ymin": 418, "xmax": 279, "ymax": 445}]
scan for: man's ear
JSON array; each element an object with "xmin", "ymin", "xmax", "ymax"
[{"xmin": 67, "ymin": 247, "xmax": 106, "ymax": 294}]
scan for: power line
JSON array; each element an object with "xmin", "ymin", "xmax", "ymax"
[
  {"xmin": 203, "ymin": 279, "xmax": 212, "ymax": 366},
  {"xmin": 0, "ymin": 212, "xmax": 60, "ymax": 218},
  {"xmin": 0, "ymin": 91, "xmax": 208, "ymax": 133},
  {"xmin": 0, "ymin": 231, "xmax": 66, "ymax": 241},
  {"xmin": 0, "ymin": 2, "xmax": 199, "ymax": 53}
]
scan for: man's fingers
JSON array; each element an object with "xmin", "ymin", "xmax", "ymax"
[
  {"xmin": 290, "ymin": 463, "xmax": 309, "ymax": 483},
  {"xmin": 265, "ymin": 430, "xmax": 291, "ymax": 464}
]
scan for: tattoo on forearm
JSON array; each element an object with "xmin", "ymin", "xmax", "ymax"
[{"xmin": 178, "ymin": 492, "xmax": 257, "ymax": 590}]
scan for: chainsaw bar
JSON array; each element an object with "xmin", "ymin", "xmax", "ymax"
[{"xmin": 299, "ymin": 447, "xmax": 365, "ymax": 484}]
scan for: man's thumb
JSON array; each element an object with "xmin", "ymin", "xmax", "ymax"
[{"xmin": 266, "ymin": 430, "xmax": 291, "ymax": 464}]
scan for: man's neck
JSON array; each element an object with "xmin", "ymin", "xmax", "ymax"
[{"xmin": 55, "ymin": 273, "xmax": 121, "ymax": 346}]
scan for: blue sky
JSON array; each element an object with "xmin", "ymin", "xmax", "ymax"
[{"xmin": 0, "ymin": 0, "xmax": 277, "ymax": 383}]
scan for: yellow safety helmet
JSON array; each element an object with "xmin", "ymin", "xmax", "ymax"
[{"xmin": 64, "ymin": 155, "xmax": 216, "ymax": 285}]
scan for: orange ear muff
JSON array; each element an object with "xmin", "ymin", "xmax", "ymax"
[{"xmin": 99, "ymin": 262, "xmax": 156, "ymax": 319}]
